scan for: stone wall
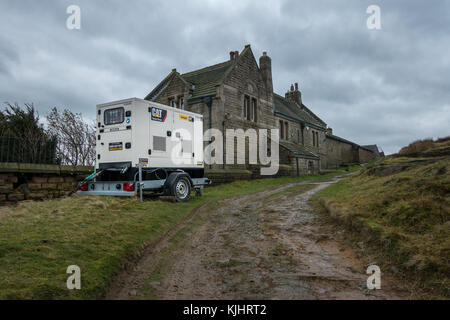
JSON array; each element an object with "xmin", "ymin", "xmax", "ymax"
[
  {"xmin": 358, "ymin": 148, "xmax": 376, "ymax": 163},
  {"xmin": 154, "ymin": 72, "xmax": 190, "ymax": 107},
  {"xmin": 325, "ymin": 137, "xmax": 358, "ymax": 168},
  {"xmin": 205, "ymin": 168, "xmax": 253, "ymax": 185},
  {"xmin": 277, "ymin": 117, "xmax": 303, "ymax": 145},
  {"xmin": 325, "ymin": 137, "xmax": 343, "ymax": 168},
  {"xmin": 302, "ymin": 127, "xmax": 327, "ymax": 169},
  {"xmin": 0, "ymin": 163, "xmax": 92, "ymax": 204},
  {"xmin": 325, "ymin": 136, "xmax": 375, "ymax": 168}
]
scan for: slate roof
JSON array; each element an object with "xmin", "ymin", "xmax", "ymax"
[
  {"xmin": 181, "ymin": 60, "xmax": 235, "ymax": 100},
  {"xmin": 326, "ymin": 133, "xmax": 359, "ymax": 146},
  {"xmin": 146, "ymin": 46, "xmax": 252, "ymax": 102},
  {"xmin": 279, "ymin": 140, "xmax": 319, "ymax": 159},
  {"xmin": 273, "ymin": 94, "xmax": 326, "ymax": 129},
  {"xmin": 362, "ymin": 144, "xmax": 380, "ymax": 155},
  {"xmin": 326, "ymin": 134, "xmax": 375, "ymax": 153}
]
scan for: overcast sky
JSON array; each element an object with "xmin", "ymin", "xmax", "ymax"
[{"xmin": 0, "ymin": 0, "xmax": 449, "ymax": 154}]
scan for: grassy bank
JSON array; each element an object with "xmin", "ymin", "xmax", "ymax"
[
  {"xmin": 312, "ymin": 157, "xmax": 450, "ymax": 298},
  {"xmin": 0, "ymin": 170, "xmax": 345, "ymax": 299}
]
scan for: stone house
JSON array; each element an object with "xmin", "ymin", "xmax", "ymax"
[{"xmin": 145, "ymin": 44, "xmax": 376, "ymax": 176}]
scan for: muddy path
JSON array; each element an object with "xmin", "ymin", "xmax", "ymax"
[{"xmin": 106, "ymin": 176, "xmax": 407, "ymax": 300}]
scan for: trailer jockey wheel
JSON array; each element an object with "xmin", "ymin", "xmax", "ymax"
[
  {"xmin": 195, "ymin": 188, "xmax": 202, "ymax": 197},
  {"xmin": 173, "ymin": 176, "xmax": 191, "ymax": 202}
]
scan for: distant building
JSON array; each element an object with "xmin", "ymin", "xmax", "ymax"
[
  {"xmin": 145, "ymin": 45, "xmax": 377, "ymax": 176},
  {"xmin": 362, "ymin": 145, "xmax": 383, "ymax": 158}
]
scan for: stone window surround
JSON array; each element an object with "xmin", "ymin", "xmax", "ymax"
[
  {"xmin": 312, "ymin": 130, "xmax": 320, "ymax": 147},
  {"xmin": 279, "ymin": 119, "xmax": 290, "ymax": 140},
  {"xmin": 243, "ymin": 94, "xmax": 258, "ymax": 122},
  {"xmin": 168, "ymin": 95, "xmax": 185, "ymax": 110}
]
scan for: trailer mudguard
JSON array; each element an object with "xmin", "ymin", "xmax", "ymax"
[{"xmin": 163, "ymin": 172, "xmax": 192, "ymax": 196}]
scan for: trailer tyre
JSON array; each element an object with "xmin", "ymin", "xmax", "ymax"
[{"xmin": 173, "ymin": 176, "xmax": 191, "ymax": 202}]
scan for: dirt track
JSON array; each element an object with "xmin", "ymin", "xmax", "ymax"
[{"xmin": 106, "ymin": 177, "xmax": 407, "ymax": 300}]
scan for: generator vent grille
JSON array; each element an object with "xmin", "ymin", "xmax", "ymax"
[{"xmin": 153, "ymin": 136, "xmax": 166, "ymax": 152}]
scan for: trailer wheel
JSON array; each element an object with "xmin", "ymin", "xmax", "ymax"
[{"xmin": 173, "ymin": 176, "xmax": 191, "ymax": 202}]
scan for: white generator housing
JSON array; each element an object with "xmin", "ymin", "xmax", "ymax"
[{"xmin": 96, "ymin": 98, "xmax": 204, "ymax": 171}]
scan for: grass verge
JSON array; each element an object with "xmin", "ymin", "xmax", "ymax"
[
  {"xmin": 0, "ymin": 170, "xmax": 345, "ymax": 299},
  {"xmin": 312, "ymin": 157, "xmax": 450, "ymax": 299}
]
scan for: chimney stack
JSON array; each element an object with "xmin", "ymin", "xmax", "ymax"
[
  {"xmin": 259, "ymin": 51, "xmax": 273, "ymax": 93},
  {"xmin": 230, "ymin": 50, "xmax": 240, "ymax": 60},
  {"xmin": 326, "ymin": 128, "xmax": 333, "ymax": 135},
  {"xmin": 285, "ymin": 82, "xmax": 302, "ymax": 105}
]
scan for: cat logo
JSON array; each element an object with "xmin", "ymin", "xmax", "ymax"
[{"xmin": 150, "ymin": 107, "xmax": 167, "ymax": 122}]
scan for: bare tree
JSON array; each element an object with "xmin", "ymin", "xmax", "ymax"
[{"xmin": 47, "ymin": 107, "xmax": 95, "ymax": 166}]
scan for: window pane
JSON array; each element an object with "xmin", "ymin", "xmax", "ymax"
[
  {"xmin": 246, "ymin": 96, "xmax": 251, "ymax": 120},
  {"xmin": 279, "ymin": 120, "xmax": 284, "ymax": 139},
  {"xmin": 285, "ymin": 122, "xmax": 289, "ymax": 140},
  {"xmin": 104, "ymin": 107, "xmax": 124, "ymax": 125},
  {"xmin": 252, "ymin": 98, "xmax": 257, "ymax": 122},
  {"xmin": 243, "ymin": 97, "xmax": 247, "ymax": 118}
]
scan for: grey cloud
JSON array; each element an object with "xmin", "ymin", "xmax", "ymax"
[{"xmin": 0, "ymin": 0, "xmax": 448, "ymax": 154}]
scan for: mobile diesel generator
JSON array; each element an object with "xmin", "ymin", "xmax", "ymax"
[{"xmin": 78, "ymin": 98, "xmax": 211, "ymax": 202}]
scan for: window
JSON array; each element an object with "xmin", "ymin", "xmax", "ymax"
[
  {"xmin": 312, "ymin": 131, "xmax": 319, "ymax": 147},
  {"xmin": 180, "ymin": 97, "xmax": 184, "ymax": 110},
  {"xmin": 308, "ymin": 161, "xmax": 314, "ymax": 173},
  {"xmin": 297, "ymin": 129, "xmax": 301, "ymax": 143},
  {"xmin": 279, "ymin": 120, "xmax": 284, "ymax": 139},
  {"xmin": 244, "ymin": 95, "xmax": 251, "ymax": 120},
  {"xmin": 251, "ymin": 98, "xmax": 257, "ymax": 122},
  {"xmin": 285, "ymin": 121, "xmax": 289, "ymax": 140},
  {"xmin": 243, "ymin": 95, "xmax": 257, "ymax": 122},
  {"xmin": 168, "ymin": 97, "xmax": 178, "ymax": 108},
  {"xmin": 104, "ymin": 107, "xmax": 124, "ymax": 125}
]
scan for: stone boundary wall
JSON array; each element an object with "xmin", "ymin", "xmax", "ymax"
[
  {"xmin": 1, "ymin": 162, "xmax": 312, "ymax": 203},
  {"xmin": 205, "ymin": 169, "xmax": 253, "ymax": 185},
  {"xmin": 205, "ymin": 164, "xmax": 295, "ymax": 185},
  {"xmin": 0, "ymin": 163, "xmax": 93, "ymax": 203}
]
